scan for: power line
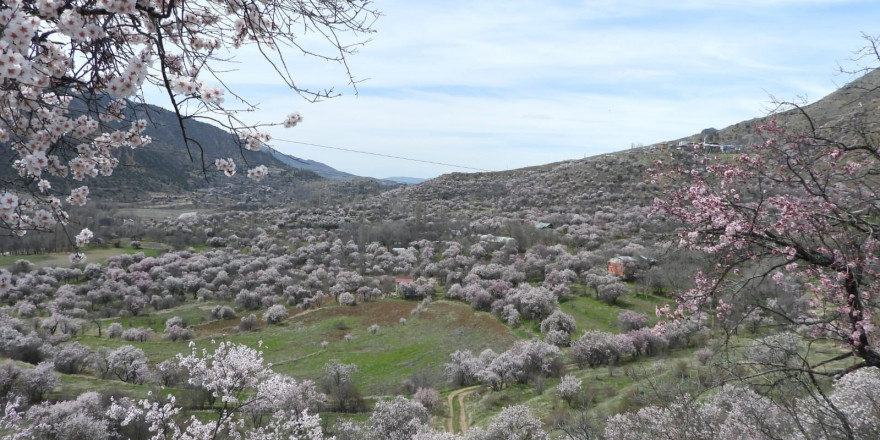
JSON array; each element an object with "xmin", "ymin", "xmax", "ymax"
[{"xmin": 272, "ymin": 138, "xmax": 493, "ymax": 173}]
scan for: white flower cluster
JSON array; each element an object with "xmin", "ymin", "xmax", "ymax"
[
  {"xmin": 247, "ymin": 165, "xmax": 269, "ymax": 181},
  {"xmin": 33, "ymin": 209, "xmax": 55, "ymax": 229},
  {"xmin": 75, "ymin": 228, "xmax": 93, "ymax": 247},
  {"xmin": 107, "ymin": 54, "xmax": 151, "ymax": 99},
  {"xmin": 215, "ymin": 158, "xmax": 237, "ymax": 176},
  {"xmin": 66, "ymin": 186, "xmax": 89, "ymax": 206},
  {"xmin": 284, "ymin": 112, "xmax": 303, "ymax": 128},
  {"xmin": 239, "ymin": 131, "xmax": 271, "ymax": 151},
  {"xmin": 168, "ymin": 74, "xmax": 224, "ymax": 104}
]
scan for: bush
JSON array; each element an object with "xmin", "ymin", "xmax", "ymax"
[
  {"xmin": 263, "ymin": 304, "xmax": 287, "ymax": 325},
  {"xmin": 597, "ymin": 282, "xmax": 627, "ymax": 305},
  {"xmin": 238, "ymin": 314, "xmax": 258, "ymax": 331},
  {"xmin": 49, "ymin": 341, "xmax": 90, "ymax": 374},
  {"xmin": 557, "ymin": 374, "xmax": 582, "ymax": 407},
  {"xmin": 338, "ymin": 292, "xmax": 356, "ymax": 306},
  {"xmin": 14, "ymin": 361, "xmax": 58, "ymax": 403},
  {"xmin": 413, "ymin": 387, "xmax": 440, "ymax": 412},
  {"xmin": 540, "ymin": 310, "xmax": 577, "ymax": 335},
  {"xmin": 695, "ymin": 347, "xmax": 714, "ymax": 366},
  {"xmin": 107, "ymin": 345, "xmax": 149, "ymax": 384},
  {"xmin": 211, "ymin": 305, "xmax": 236, "ymax": 320},
  {"xmin": 163, "ymin": 324, "xmax": 195, "ymax": 342},
  {"xmin": 121, "ymin": 327, "xmax": 153, "ymax": 342},
  {"xmin": 627, "ymin": 328, "xmax": 669, "ymax": 357},
  {"xmin": 571, "ymin": 331, "xmax": 634, "ymax": 369},
  {"xmin": 107, "ymin": 323, "xmax": 123, "ymax": 339},
  {"xmin": 545, "ymin": 329, "xmax": 571, "ymax": 347},
  {"xmin": 747, "ymin": 333, "xmax": 802, "ymax": 366},
  {"xmin": 617, "ymin": 310, "xmax": 649, "ymax": 332}
]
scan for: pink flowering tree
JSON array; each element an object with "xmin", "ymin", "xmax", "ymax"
[
  {"xmin": 0, "ymin": 0, "xmax": 378, "ymax": 261},
  {"xmin": 653, "ymin": 89, "xmax": 880, "ymax": 375}
]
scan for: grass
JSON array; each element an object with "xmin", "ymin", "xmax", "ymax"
[
  {"xmin": 560, "ymin": 291, "xmax": 669, "ymax": 334},
  {"xmin": 0, "ymin": 243, "xmax": 168, "ymax": 269},
  {"xmin": 95, "ymin": 301, "xmax": 222, "ymax": 334},
  {"xmin": 238, "ymin": 299, "xmax": 518, "ymax": 395},
  {"xmin": 49, "ymin": 369, "xmax": 167, "ymax": 403},
  {"xmin": 70, "ymin": 298, "xmax": 519, "ymax": 397},
  {"xmin": 45, "ymin": 285, "xmax": 758, "ymax": 430}
]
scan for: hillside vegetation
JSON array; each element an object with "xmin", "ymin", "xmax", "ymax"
[{"xmin": 3, "ymin": 69, "xmax": 880, "ymax": 439}]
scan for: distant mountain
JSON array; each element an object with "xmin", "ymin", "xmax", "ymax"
[
  {"xmin": 382, "ymin": 176, "xmax": 427, "ymax": 185},
  {"xmin": 0, "ymin": 102, "xmax": 327, "ymax": 201},
  {"xmin": 261, "ymin": 147, "xmax": 356, "ymax": 181}
]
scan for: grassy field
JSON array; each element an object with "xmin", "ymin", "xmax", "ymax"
[
  {"xmin": 559, "ymin": 290, "xmax": 669, "ymax": 334},
  {"xmin": 65, "ymin": 299, "xmax": 519, "ymax": 398},
  {"xmin": 60, "ymin": 286, "xmax": 675, "ymax": 400},
  {"xmin": 0, "ymin": 242, "xmax": 168, "ymax": 269},
  {"xmin": 47, "ymin": 284, "xmax": 726, "ymax": 433}
]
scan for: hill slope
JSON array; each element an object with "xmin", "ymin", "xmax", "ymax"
[
  {"xmin": 0, "ymin": 102, "xmax": 330, "ymax": 200},
  {"xmin": 261, "ymin": 146, "xmax": 357, "ymax": 180}
]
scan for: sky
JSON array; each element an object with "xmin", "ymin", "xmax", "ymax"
[{"xmin": 205, "ymin": 0, "xmax": 880, "ymax": 179}]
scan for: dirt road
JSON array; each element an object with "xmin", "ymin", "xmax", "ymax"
[{"xmin": 446, "ymin": 385, "xmax": 480, "ymax": 434}]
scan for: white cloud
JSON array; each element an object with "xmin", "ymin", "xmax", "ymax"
[{"xmin": 145, "ymin": 0, "xmax": 879, "ymax": 179}]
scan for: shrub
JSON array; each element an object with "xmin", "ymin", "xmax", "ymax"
[
  {"xmin": 49, "ymin": 342, "xmax": 90, "ymax": 374},
  {"xmin": 238, "ymin": 314, "xmax": 258, "ymax": 331},
  {"xmin": 106, "ymin": 322, "xmax": 123, "ymax": 339},
  {"xmin": 597, "ymin": 282, "xmax": 627, "ymax": 305},
  {"xmin": 338, "ymin": 292, "xmax": 356, "ymax": 306},
  {"xmin": 107, "ymin": 345, "xmax": 149, "ymax": 384},
  {"xmin": 211, "ymin": 305, "xmax": 236, "ymax": 320},
  {"xmin": 413, "ymin": 387, "xmax": 440, "ymax": 412},
  {"xmin": 164, "ymin": 324, "xmax": 195, "ymax": 342},
  {"xmin": 695, "ymin": 347, "xmax": 714, "ymax": 366},
  {"xmin": 263, "ymin": 304, "xmax": 287, "ymax": 325},
  {"xmin": 627, "ymin": 328, "xmax": 669, "ymax": 357},
  {"xmin": 545, "ymin": 329, "xmax": 571, "ymax": 347},
  {"xmin": 557, "ymin": 374, "xmax": 582, "ymax": 407},
  {"xmin": 617, "ymin": 310, "xmax": 649, "ymax": 332},
  {"xmin": 121, "ymin": 327, "xmax": 153, "ymax": 342},
  {"xmin": 571, "ymin": 331, "xmax": 634, "ymax": 369},
  {"xmin": 540, "ymin": 310, "xmax": 577, "ymax": 335},
  {"xmin": 747, "ymin": 333, "xmax": 802, "ymax": 366}
]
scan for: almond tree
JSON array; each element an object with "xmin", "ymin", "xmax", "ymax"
[
  {"xmin": 108, "ymin": 341, "xmax": 330, "ymax": 440},
  {"xmin": 557, "ymin": 374, "xmax": 582, "ymax": 407},
  {"xmin": 654, "ymin": 108, "xmax": 880, "ymax": 373},
  {"xmin": 653, "ymin": 41, "xmax": 880, "ymax": 437},
  {"xmin": 0, "ymin": 0, "xmax": 378, "ymax": 258}
]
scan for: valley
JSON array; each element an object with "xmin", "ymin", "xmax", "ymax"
[{"xmin": 3, "ymin": 57, "xmax": 880, "ymax": 440}]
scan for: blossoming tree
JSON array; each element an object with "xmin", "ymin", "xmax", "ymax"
[
  {"xmin": 0, "ymin": 0, "xmax": 377, "ymax": 259},
  {"xmin": 653, "ymin": 71, "xmax": 880, "ymax": 376}
]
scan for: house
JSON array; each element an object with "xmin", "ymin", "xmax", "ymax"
[
  {"xmin": 394, "ymin": 277, "xmax": 414, "ymax": 296},
  {"xmin": 534, "ymin": 222, "xmax": 554, "ymax": 230},
  {"xmin": 608, "ymin": 256, "xmax": 637, "ymax": 279}
]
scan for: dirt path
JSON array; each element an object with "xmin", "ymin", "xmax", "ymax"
[{"xmin": 446, "ymin": 385, "xmax": 481, "ymax": 434}]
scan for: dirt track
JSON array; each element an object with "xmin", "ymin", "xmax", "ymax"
[{"xmin": 446, "ymin": 385, "xmax": 480, "ymax": 434}]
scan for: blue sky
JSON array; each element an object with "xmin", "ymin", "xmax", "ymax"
[{"xmin": 219, "ymin": 0, "xmax": 880, "ymax": 179}]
